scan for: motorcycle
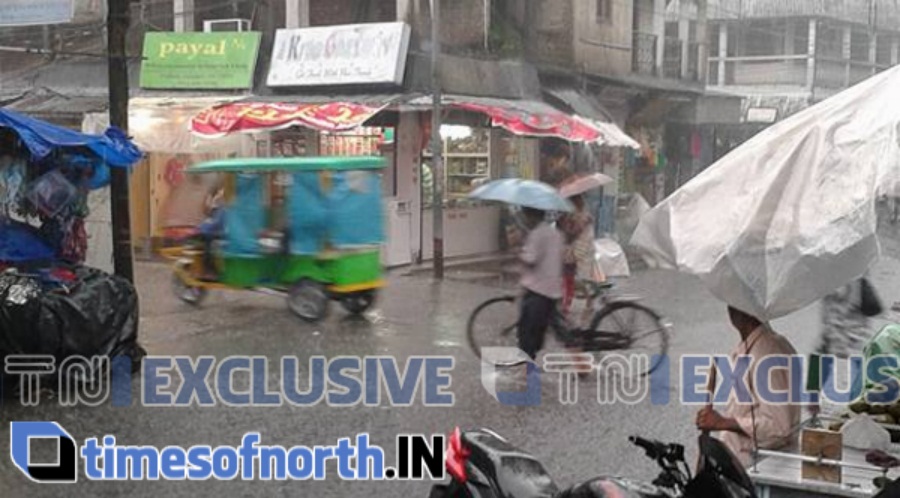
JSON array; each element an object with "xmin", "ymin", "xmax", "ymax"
[{"xmin": 428, "ymin": 427, "xmax": 757, "ymax": 498}]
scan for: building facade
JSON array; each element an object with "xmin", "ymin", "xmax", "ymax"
[
  {"xmin": 707, "ymin": 0, "xmax": 900, "ymax": 121},
  {"xmin": 1, "ymin": 0, "xmax": 745, "ymax": 268}
]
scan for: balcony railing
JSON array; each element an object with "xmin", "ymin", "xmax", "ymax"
[
  {"xmin": 707, "ymin": 53, "xmax": 890, "ymax": 89},
  {"xmin": 663, "ymin": 37, "xmax": 683, "ymax": 79},
  {"xmin": 632, "ymin": 32, "xmax": 658, "ymax": 76}
]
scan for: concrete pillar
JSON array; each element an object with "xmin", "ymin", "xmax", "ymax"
[
  {"xmin": 396, "ymin": 0, "xmax": 413, "ymax": 22},
  {"xmin": 396, "ymin": 112, "xmax": 424, "ymax": 261},
  {"xmin": 784, "ymin": 20, "xmax": 795, "ymax": 55},
  {"xmin": 653, "ymin": 0, "xmax": 666, "ymax": 76},
  {"xmin": 842, "ymin": 27, "xmax": 851, "ymax": 86},
  {"xmin": 678, "ymin": 3, "xmax": 690, "ymax": 79},
  {"xmin": 285, "ymin": 0, "xmax": 310, "ymax": 28},
  {"xmin": 717, "ymin": 23, "xmax": 728, "ymax": 86},
  {"xmin": 806, "ymin": 19, "xmax": 817, "ymax": 91},
  {"xmin": 892, "ymin": 36, "xmax": 899, "ymax": 65},
  {"xmin": 174, "ymin": 0, "xmax": 194, "ymax": 32},
  {"xmin": 696, "ymin": 0, "xmax": 708, "ymax": 83},
  {"xmin": 869, "ymin": 32, "xmax": 878, "ymax": 75}
]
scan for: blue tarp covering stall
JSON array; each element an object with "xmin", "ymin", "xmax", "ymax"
[
  {"xmin": 0, "ymin": 109, "xmax": 142, "ymax": 167},
  {"xmin": 0, "ymin": 108, "xmax": 143, "ymax": 263},
  {"xmin": 0, "ymin": 110, "xmax": 145, "ymax": 381}
]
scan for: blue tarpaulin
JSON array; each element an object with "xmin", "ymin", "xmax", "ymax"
[
  {"xmin": 0, "ymin": 108, "xmax": 142, "ymax": 167},
  {"xmin": 0, "ymin": 221, "xmax": 56, "ymax": 262}
]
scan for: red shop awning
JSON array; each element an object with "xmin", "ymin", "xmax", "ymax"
[
  {"xmin": 408, "ymin": 95, "xmax": 638, "ymax": 147},
  {"xmin": 453, "ymin": 101, "xmax": 600, "ymax": 142},
  {"xmin": 190, "ymin": 101, "xmax": 389, "ymax": 137}
]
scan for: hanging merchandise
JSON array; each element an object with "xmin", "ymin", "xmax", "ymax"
[
  {"xmin": 26, "ymin": 169, "xmax": 77, "ymax": 219},
  {"xmin": 656, "ymin": 152, "xmax": 667, "ymax": 173},
  {"xmin": 60, "ymin": 218, "xmax": 88, "ymax": 264},
  {"xmin": 691, "ymin": 131, "xmax": 702, "ymax": 159},
  {"xmin": 0, "ymin": 160, "xmax": 25, "ymax": 216}
]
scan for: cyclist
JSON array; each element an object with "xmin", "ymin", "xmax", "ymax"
[{"xmin": 516, "ymin": 207, "xmax": 564, "ymax": 361}]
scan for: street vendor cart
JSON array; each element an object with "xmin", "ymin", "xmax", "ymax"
[
  {"xmin": 0, "ymin": 109, "xmax": 144, "ymax": 384},
  {"xmin": 747, "ymin": 438, "xmax": 900, "ymax": 498}
]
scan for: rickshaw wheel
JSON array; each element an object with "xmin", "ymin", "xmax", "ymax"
[
  {"xmin": 172, "ymin": 273, "xmax": 208, "ymax": 306},
  {"xmin": 340, "ymin": 290, "xmax": 376, "ymax": 315},
  {"xmin": 287, "ymin": 280, "xmax": 329, "ymax": 322}
]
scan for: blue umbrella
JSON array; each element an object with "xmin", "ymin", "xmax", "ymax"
[{"xmin": 468, "ymin": 179, "xmax": 574, "ymax": 212}]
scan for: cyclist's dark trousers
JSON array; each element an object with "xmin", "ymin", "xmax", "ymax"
[{"xmin": 518, "ymin": 289, "xmax": 555, "ymax": 359}]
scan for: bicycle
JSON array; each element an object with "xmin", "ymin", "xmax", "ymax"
[{"xmin": 467, "ymin": 280, "xmax": 671, "ymax": 376}]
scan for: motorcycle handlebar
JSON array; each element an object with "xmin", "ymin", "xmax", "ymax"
[{"xmin": 629, "ymin": 436, "xmax": 663, "ymax": 457}]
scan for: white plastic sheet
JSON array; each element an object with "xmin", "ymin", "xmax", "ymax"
[
  {"xmin": 631, "ymin": 65, "xmax": 900, "ymax": 320},
  {"xmin": 595, "ymin": 238, "xmax": 630, "ymax": 278}
]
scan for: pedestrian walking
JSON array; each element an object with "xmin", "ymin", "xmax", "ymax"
[
  {"xmin": 516, "ymin": 207, "xmax": 564, "ymax": 360},
  {"xmin": 559, "ymin": 194, "xmax": 605, "ymax": 317}
]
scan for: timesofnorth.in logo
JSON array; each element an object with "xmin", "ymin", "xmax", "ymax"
[
  {"xmin": 10, "ymin": 422, "xmax": 78, "ymax": 484},
  {"xmin": 9, "ymin": 422, "xmax": 445, "ymax": 483}
]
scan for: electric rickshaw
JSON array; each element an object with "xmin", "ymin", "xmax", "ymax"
[{"xmin": 163, "ymin": 156, "xmax": 386, "ymax": 322}]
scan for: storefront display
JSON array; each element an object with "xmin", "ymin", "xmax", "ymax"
[{"xmin": 320, "ymin": 127, "xmax": 386, "ymax": 157}]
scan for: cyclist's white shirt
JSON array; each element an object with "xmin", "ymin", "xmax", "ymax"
[{"xmin": 520, "ymin": 222, "xmax": 564, "ymax": 299}]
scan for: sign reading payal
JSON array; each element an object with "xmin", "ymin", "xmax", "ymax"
[
  {"xmin": 267, "ymin": 22, "xmax": 411, "ymax": 87},
  {"xmin": 140, "ymin": 32, "xmax": 261, "ymax": 90}
]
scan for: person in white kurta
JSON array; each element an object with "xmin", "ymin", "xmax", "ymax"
[{"xmin": 696, "ymin": 306, "xmax": 801, "ymax": 468}]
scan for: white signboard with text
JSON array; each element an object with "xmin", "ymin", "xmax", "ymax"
[
  {"xmin": 267, "ymin": 22, "xmax": 411, "ymax": 87},
  {"xmin": 0, "ymin": 0, "xmax": 74, "ymax": 26}
]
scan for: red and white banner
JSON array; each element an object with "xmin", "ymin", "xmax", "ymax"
[
  {"xmin": 191, "ymin": 102, "xmax": 387, "ymax": 137},
  {"xmin": 450, "ymin": 101, "xmax": 603, "ymax": 143}
]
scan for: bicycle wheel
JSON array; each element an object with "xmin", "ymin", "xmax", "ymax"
[
  {"xmin": 467, "ymin": 296, "xmax": 529, "ymax": 366},
  {"xmin": 587, "ymin": 301, "xmax": 670, "ymax": 376}
]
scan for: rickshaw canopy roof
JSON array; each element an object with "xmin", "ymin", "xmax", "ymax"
[{"xmin": 188, "ymin": 156, "xmax": 386, "ymax": 174}]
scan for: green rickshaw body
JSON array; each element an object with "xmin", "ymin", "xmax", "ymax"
[{"xmin": 189, "ymin": 156, "xmax": 386, "ymax": 293}]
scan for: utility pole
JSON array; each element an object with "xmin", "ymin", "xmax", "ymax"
[
  {"xmin": 430, "ymin": 0, "xmax": 444, "ymax": 280},
  {"xmin": 108, "ymin": 0, "xmax": 134, "ymax": 282}
]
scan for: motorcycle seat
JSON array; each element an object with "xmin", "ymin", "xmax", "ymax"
[{"xmin": 463, "ymin": 430, "xmax": 559, "ymax": 498}]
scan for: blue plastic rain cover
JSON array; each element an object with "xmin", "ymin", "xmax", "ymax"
[
  {"xmin": 327, "ymin": 170, "xmax": 383, "ymax": 248},
  {"xmin": 0, "ymin": 109, "xmax": 142, "ymax": 167},
  {"xmin": 288, "ymin": 172, "xmax": 328, "ymax": 255},
  {"xmin": 287, "ymin": 170, "xmax": 383, "ymax": 255},
  {"xmin": 0, "ymin": 221, "xmax": 56, "ymax": 262},
  {"xmin": 223, "ymin": 174, "xmax": 264, "ymax": 256}
]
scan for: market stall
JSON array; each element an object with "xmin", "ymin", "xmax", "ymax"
[
  {"xmin": 0, "ymin": 108, "xmax": 144, "ymax": 387},
  {"xmin": 189, "ymin": 96, "xmax": 639, "ymax": 263}
]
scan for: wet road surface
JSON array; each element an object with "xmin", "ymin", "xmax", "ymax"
[{"xmin": 2, "ymin": 235, "xmax": 900, "ymax": 497}]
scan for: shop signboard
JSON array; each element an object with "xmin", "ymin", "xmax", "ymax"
[
  {"xmin": 140, "ymin": 32, "xmax": 261, "ymax": 90},
  {"xmin": 267, "ymin": 22, "xmax": 410, "ymax": 87},
  {"xmin": 0, "ymin": 0, "xmax": 74, "ymax": 26}
]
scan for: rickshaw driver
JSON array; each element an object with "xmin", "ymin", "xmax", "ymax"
[{"xmin": 198, "ymin": 185, "xmax": 225, "ymax": 280}]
